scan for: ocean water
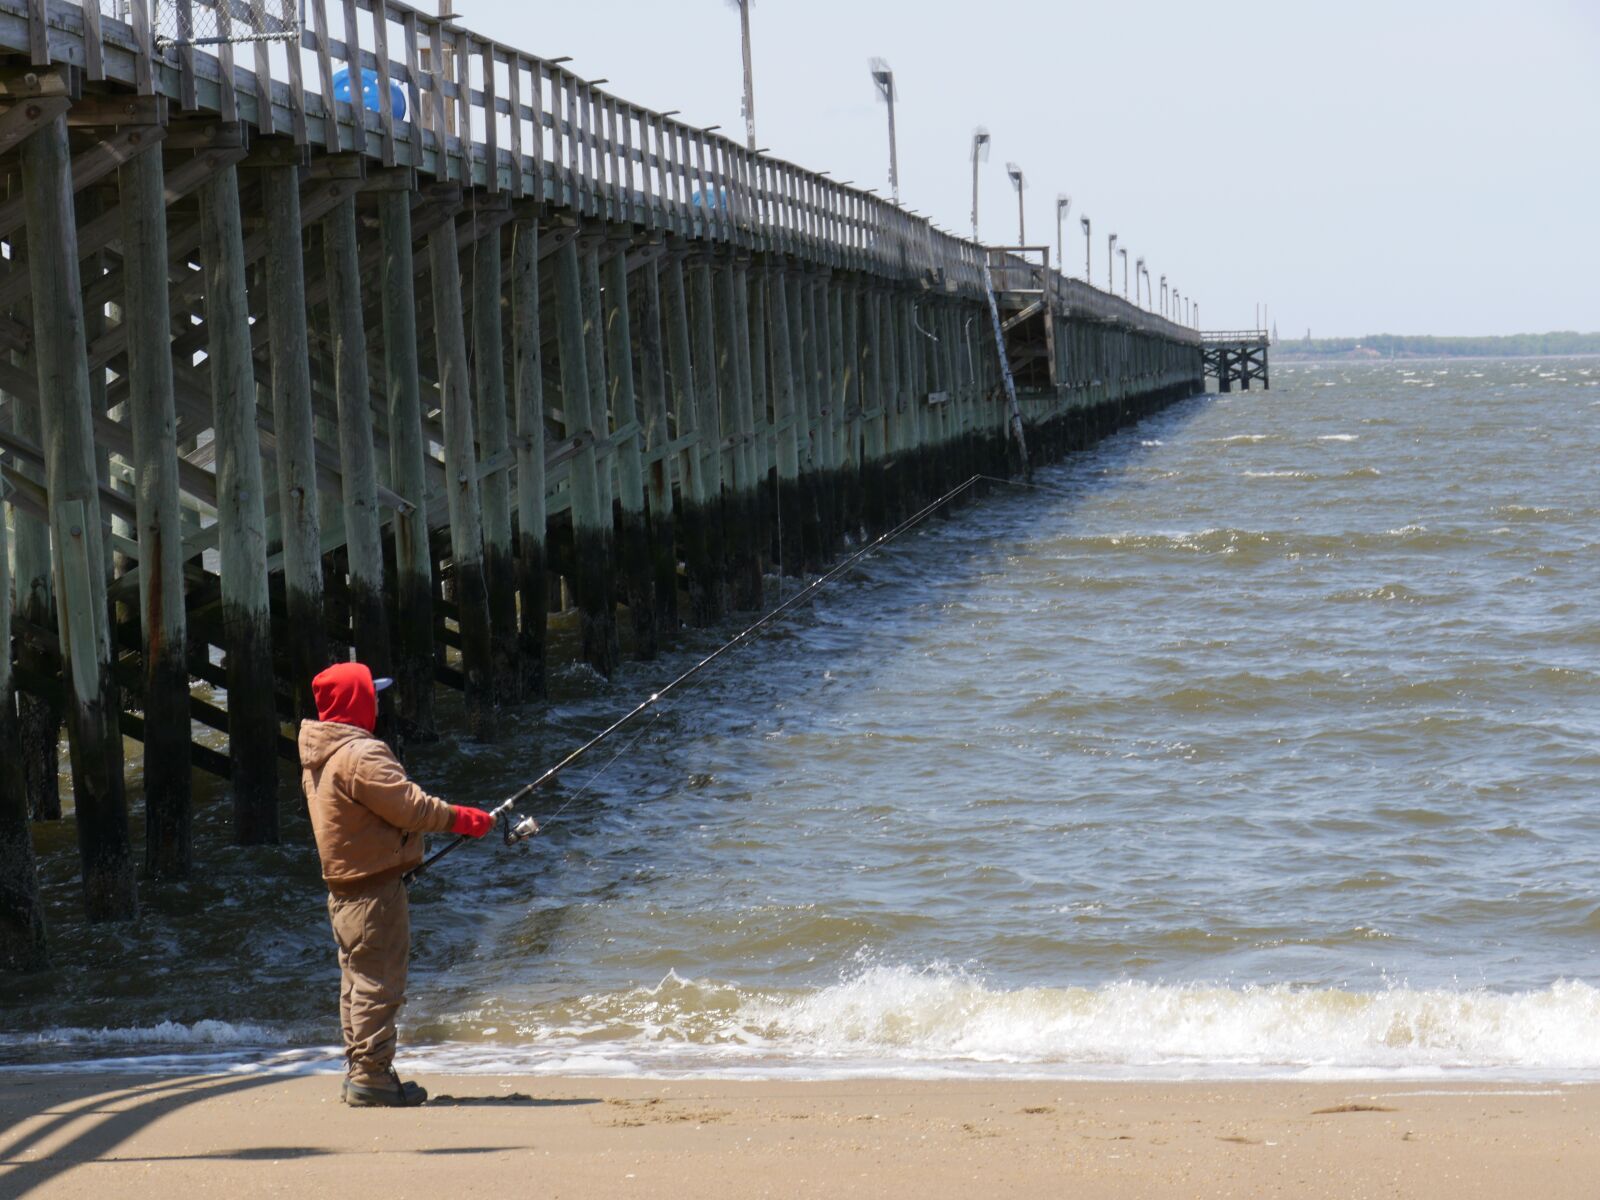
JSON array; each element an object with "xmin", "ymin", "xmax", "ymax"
[{"xmin": 5, "ymin": 358, "xmax": 1600, "ymax": 1080}]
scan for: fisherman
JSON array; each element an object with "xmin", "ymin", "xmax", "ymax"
[{"xmin": 299, "ymin": 661, "xmax": 495, "ymax": 1107}]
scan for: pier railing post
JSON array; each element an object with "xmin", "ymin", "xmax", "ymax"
[
  {"xmin": 119, "ymin": 144, "xmax": 192, "ymax": 878},
  {"xmin": 20, "ymin": 114, "xmax": 138, "ymax": 913},
  {"xmin": 377, "ymin": 189, "xmax": 438, "ymax": 736},
  {"xmin": 199, "ymin": 162, "xmax": 280, "ymax": 844}
]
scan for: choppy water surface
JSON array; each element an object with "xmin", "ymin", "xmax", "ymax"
[{"xmin": 7, "ymin": 358, "xmax": 1600, "ymax": 1079}]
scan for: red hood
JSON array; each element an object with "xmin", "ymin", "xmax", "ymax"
[{"xmin": 311, "ymin": 662, "xmax": 377, "ymax": 733}]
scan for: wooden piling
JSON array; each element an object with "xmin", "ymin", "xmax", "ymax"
[
  {"xmin": 470, "ymin": 222, "xmax": 521, "ymax": 699},
  {"xmin": 261, "ymin": 163, "xmax": 329, "ymax": 723},
  {"xmin": 661, "ymin": 253, "xmax": 715, "ymax": 624},
  {"xmin": 768, "ymin": 265, "xmax": 803, "ymax": 576},
  {"xmin": 552, "ymin": 236, "xmax": 617, "ymax": 673},
  {"xmin": 688, "ymin": 255, "xmax": 727, "ymax": 613},
  {"xmin": 19, "ymin": 114, "xmax": 138, "ymax": 913},
  {"xmin": 199, "ymin": 163, "xmax": 280, "ymax": 844},
  {"xmin": 635, "ymin": 256, "xmax": 680, "ymax": 636},
  {"xmin": 602, "ymin": 246, "xmax": 657, "ymax": 656},
  {"xmin": 6, "ymin": 339, "xmax": 62, "ymax": 821},
  {"xmin": 323, "ymin": 195, "xmax": 398, "ymax": 741},
  {"xmin": 377, "ymin": 189, "xmax": 437, "ymax": 736},
  {"xmin": 0, "ymin": 454, "xmax": 48, "ymax": 968},
  {"xmin": 716, "ymin": 258, "xmax": 761, "ymax": 609},
  {"xmin": 426, "ymin": 217, "xmax": 496, "ymax": 726},
  {"xmin": 508, "ymin": 217, "xmax": 547, "ymax": 698},
  {"xmin": 119, "ymin": 145, "xmax": 191, "ymax": 878}
]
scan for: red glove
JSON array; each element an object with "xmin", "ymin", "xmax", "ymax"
[{"xmin": 449, "ymin": 806, "xmax": 494, "ymax": 838}]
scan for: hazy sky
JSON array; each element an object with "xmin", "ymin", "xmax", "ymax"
[{"xmin": 460, "ymin": 0, "xmax": 1598, "ymax": 337}]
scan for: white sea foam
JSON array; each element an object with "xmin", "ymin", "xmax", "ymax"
[
  {"xmin": 16, "ymin": 971, "xmax": 1600, "ymax": 1082},
  {"xmin": 1317, "ymin": 434, "xmax": 1358, "ymax": 442}
]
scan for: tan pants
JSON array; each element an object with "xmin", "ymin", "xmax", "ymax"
[{"xmin": 327, "ymin": 876, "xmax": 410, "ymax": 1087}]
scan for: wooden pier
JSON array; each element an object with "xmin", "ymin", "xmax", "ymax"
[{"xmin": 0, "ymin": 0, "xmax": 1203, "ymax": 967}]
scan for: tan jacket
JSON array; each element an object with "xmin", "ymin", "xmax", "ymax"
[{"xmin": 298, "ymin": 720, "xmax": 455, "ymax": 890}]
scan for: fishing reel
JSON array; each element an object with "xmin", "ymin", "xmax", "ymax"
[{"xmin": 498, "ymin": 810, "xmax": 541, "ymax": 846}]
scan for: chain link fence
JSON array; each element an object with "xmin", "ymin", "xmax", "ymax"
[{"xmin": 153, "ymin": 0, "xmax": 299, "ymax": 48}]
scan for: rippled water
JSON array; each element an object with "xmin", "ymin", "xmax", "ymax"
[{"xmin": 7, "ymin": 358, "xmax": 1600, "ymax": 1079}]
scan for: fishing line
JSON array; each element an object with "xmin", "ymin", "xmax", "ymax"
[{"xmin": 407, "ymin": 471, "xmax": 994, "ymax": 881}]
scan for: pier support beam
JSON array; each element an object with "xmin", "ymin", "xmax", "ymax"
[
  {"xmin": 261, "ymin": 162, "xmax": 328, "ymax": 722},
  {"xmin": 509, "ymin": 218, "xmax": 547, "ymax": 698},
  {"xmin": 553, "ymin": 236, "xmax": 617, "ymax": 675},
  {"xmin": 636, "ymin": 257, "xmax": 679, "ymax": 637},
  {"xmin": 716, "ymin": 258, "xmax": 761, "ymax": 609},
  {"xmin": 323, "ymin": 195, "xmax": 397, "ymax": 739},
  {"xmin": 662, "ymin": 253, "xmax": 713, "ymax": 625},
  {"xmin": 120, "ymin": 145, "xmax": 191, "ymax": 878},
  {"xmin": 427, "ymin": 218, "xmax": 495, "ymax": 728},
  {"xmin": 471, "ymin": 223, "xmax": 520, "ymax": 700},
  {"xmin": 200, "ymin": 163, "xmax": 279, "ymax": 844},
  {"xmin": 20, "ymin": 114, "xmax": 138, "ymax": 914},
  {"xmin": 0, "ymin": 455, "xmax": 47, "ymax": 969},
  {"xmin": 378, "ymin": 190, "xmax": 436, "ymax": 737},
  {"xmin": 603, "ymin": 245, "xmax": 656, "ymax": 658},
  {"xmin": 768, "ymin": 266, "xmax": 803, "ymax": 576}
]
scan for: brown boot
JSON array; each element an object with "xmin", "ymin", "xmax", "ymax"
[{"xmin": 344, "ymin": 1068, "xmax": 428, "ymax": 1108}]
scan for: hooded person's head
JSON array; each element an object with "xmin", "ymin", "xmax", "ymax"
[{"xmin": 310, "ymin": 662, "xmax": 392, "ymax": 733}]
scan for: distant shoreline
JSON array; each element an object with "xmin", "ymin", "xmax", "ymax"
[
  {"xmin": 1268, "ymin": 332, "xmax": 1600, "ymax": 362},
  {"xmin": 1274, "ymin": 350, "xmax": 1600, "ymax": 364}
]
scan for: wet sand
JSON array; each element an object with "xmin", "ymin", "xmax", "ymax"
[{"xmin": 1, "ymin": 1073, "xmax": 1595, "ymax": 1198}]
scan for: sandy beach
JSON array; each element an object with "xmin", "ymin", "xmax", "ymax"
[{"xmin": 1, "ymin": 1072, "xmax": 1594, "ymax": 1198}]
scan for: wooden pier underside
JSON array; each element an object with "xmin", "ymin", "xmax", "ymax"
[{"xmin": 0, "ymin": 0, "xmax": 1204, "ymax": 961}]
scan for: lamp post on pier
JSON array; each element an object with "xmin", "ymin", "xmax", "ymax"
[
  {"xmin": 1080, "ymin": 216, "xmax": 1090, "ymax": 279},
  {"xmin": 970, "ymin": 127, "xmax": 989, "ymax": 240},
  {"xmin": 1107, "ymin": 232, "xmax": 1117, "ymax": 291},
  {"xmin": 1160, "ymin": 274, "xmax": 1167, "ymax": 317},
  {"xmin": 731, "ymin": 0, "xmax": 756, "ymax": 150},
  {"xmin": 1005, "ymin": 163, "xmax": 1025, "ymax": 243},
  {"xmin": 1135, "ymin": 256, "xmax": 1145, "ymax": 307},
  {"xmin": 869, "ymin": 59, "xmax": 898, "ymax": 205},
  {"xmin": 1055, "ymin": 194, "xmax": 1071, "ymax": 273},
  {"xmin": 1118, "ymin": 247, "xmax": 1127, "ymax": 299}
]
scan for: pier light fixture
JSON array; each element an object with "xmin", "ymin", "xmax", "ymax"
[
  {"xmin": 548, "ymin": 56, "xmax": 573, "ymax": 65},
  {"xmin": 1107, "ymin": 232, "xmax": 1117, "ymax": 291},
  {"xmin": 1160, "ymin": 273, "xmax": 1167, "ymax": 316},
  {"xmin": 661, "ymin": 110, "xmax": 679, "ymax": 118},
  {"xmin": 970, "ymin": 127, "xmax": 990, "ymax": 241},
  {"xmin": 1080, "ymin": 215, "xmax": 1091, "ymax": 279},
  {"xmin": 1135, "ymin": 256, "xmax": 1145, "ymax": 307},
  {"xmin": 1195, "ymin": 301, "xmax": 1200, "ymax": 328},
  {"xmin": 869, "ymin": 59, "xmax": 899, "ymax": 205},
  {"xmin": 590, "ymin": 79, "xmax": 609, "ymax": 86},
  {"xmin": 1117, "ymin": 246, "xmax": 1127, "ymax": 299},
  {"xmin": 1055, "ymin": 195, "xmax": 1071, "ymax": 275},
  {"xmin": 1005, "ymin": 162, "xmax": 1025, "ymax": 244},
  {"xmin": 729, "ymin": 0, "xmax": 757, "ymax": 150}
]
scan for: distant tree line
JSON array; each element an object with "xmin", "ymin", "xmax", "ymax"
[{"xmin": 1275, "ymin": 331, "xmax": 1600, "ymax": 360}]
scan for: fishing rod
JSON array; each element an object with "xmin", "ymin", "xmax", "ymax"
[{"xmin": 405, "ymin": 472, "xmax": 992, "ymax": 883}]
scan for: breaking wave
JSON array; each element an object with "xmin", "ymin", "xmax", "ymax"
[{"xmin": 16, "ymin": 970, "xmax": 1600, "ymax": 1082}]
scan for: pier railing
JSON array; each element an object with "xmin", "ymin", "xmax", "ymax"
[{"xmin": 11, "ymin": 0, "xmax": 1190, "ymax": 338}]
